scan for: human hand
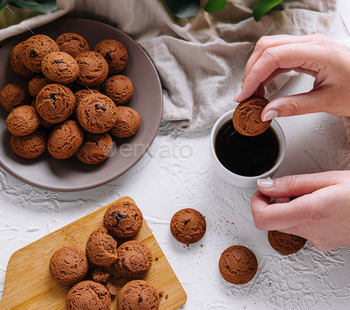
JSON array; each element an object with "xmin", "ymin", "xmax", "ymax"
[
  {"xmin": 250, "ymin": 171, "xmax": 350, "ymax": 251},
  {"xmin": 234, "ymin": 34, "xmax": 350, "ymax": 121}
]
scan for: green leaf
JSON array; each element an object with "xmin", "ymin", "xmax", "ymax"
[
  {"xmin": 253, "ymin": 0, "xmax": 284, "ymax": 22},
  {"xmin": 0, "ymin": 0, "xmax": 14, "ymax": 13},
  {"xmin": 204, "ymin": 0, "xmax": 227, "ymax": 13},
  {"xmin": 164, "ymin": 0, "xmax": 200, "ymax": 19},
  {"xmin": 11, "ymin": 0, "xmax": 57, "ymax": 14}
]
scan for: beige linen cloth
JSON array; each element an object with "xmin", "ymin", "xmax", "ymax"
[{"xmin": 0, "ymin": 0, "xmax": 336, "ymax": 131}]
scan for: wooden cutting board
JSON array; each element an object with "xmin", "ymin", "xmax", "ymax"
[{"xmin": 0, "ymin": 197, "xmax": 187, "ymax": 309}]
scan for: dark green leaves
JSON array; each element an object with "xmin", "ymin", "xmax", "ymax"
[
  {"xmin": 164, "ymin": 0, "xmax": 200, "ymax": 19},
  {"xmin": 164, "ymin": 0, "xmax": 227, "ymax": 18},
  {"xmin": 253, "ymin": 0, "xmax": 284, "ymax": 21},
  {"xmin": 1, "ymin": 0, "xmax": 57, "ymax": 14},
  {"xmin": 204, "ymin": 0, "xmax": 227, "ymax": 13}
]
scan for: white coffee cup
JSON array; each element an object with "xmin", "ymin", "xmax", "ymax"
[{"xmin": 209, "ymin": 109, "xmax": 286, "ymax": 187}]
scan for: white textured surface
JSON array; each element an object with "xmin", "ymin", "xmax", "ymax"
[{"xmin": 2, "ymin": 1, "xmax": 350, "ymax": 309}]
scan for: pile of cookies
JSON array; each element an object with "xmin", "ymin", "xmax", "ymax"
[
  {"xmin": 170, "ymin": 207, "xmax": 306, "ymax": 286},
  {"xmin": 49, "ymin": 200, "xmax": 160, "ymax": 310},
  {"xmin": 0, "ymin": 33, "xmax": 141, "ymax": 164}
]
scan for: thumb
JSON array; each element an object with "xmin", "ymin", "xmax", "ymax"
[
  {"xmin": 261, "ymin": 87, "xmax": 332, "ymax": 121},
  {"xmin": 256, "ymin": 172, "xmax": 338, "ymax": 198}
]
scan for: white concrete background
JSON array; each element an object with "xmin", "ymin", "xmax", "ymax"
[{"xmin": 2, "ymin": 1, "xmax": 350, "ymax": 309}]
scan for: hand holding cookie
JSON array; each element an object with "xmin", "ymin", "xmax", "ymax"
[{"xmin": 235, "ymin": 34, "xmax": 350, "ymax": 121}]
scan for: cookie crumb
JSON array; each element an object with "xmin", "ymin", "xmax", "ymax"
[
  {"xmin": 155, "ymin": 257, "xmax": 159, "ymax": 261},
  {"xmin": 106, "ymin": 281, "xmax": 118, "ymax": 296},
  {"xmin": 158, "ymin": 290, "xmax": 164, "ymax": 297},
  {"xmin": 165, "ymin": 294, "xmax": 169, "ymax": 299},
  {"xmin": 92, "ymin": 268, "xmax": 109, "ymax": 284}
]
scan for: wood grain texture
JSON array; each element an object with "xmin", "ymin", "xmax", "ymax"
[{"xmin": 0, "ymin": 197, "xmax": 187, "ymax": 309}]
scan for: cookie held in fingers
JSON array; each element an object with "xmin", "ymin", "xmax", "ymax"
[
  {"xmin": 86, "ymin": 227, "xmax": 118, "ymax": 266},
  {"xmin": 170, "ymin": 208, "xmax": 206, "ymax": 244},
  {"xmin": 117, "ymin": 280, "xmax": 160, "ymax": 310},
  {"xmin": 268, "ymin": 230, "xmax": 307, "ymax": 255},
  {"xmin": 232, "ymin": 95, "xmax": 271, "ymax": 136},
  {"xmin": 103, "ymin": 201, "xmax": 143, "ymax": 239},
  {"xmin": 219, "ymin": 245, "xmax": 258, "ymax": 285},
  {"xmin": 114, "ymin": 240, "xmax": 152, "ymax": 279}
]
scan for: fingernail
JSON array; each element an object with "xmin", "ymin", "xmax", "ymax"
[
  {"xmin": 257, "ymin": 178, "xmax": 273, "ymax": 188},
  {"xmin": 233, "ymin": 88, "xmax": 242, "ymax": 102},
  {"xmin": 262, "ymin": 109, "xmax": 278, "ymax": 122}
]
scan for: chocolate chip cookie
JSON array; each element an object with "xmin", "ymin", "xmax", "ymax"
[
  {"xmin": 101, "ymin": 75, "xmax": 133, "ymax": 105},
  {"xmin": 109, "ymin": 106, "xmax": 140, "ymax": 138},
  {"xmin": 170, "ymin": 208, "xmax": 206, "ymax": 244},
  {"xmin": 10, "ymin": 41, "xmax": 35, "ymax": 79},
  {"xmin": 94, "ymin": 39, "xmax": 128, "ymax": 75},
  {"xmin": 86, "ymin": 227, "xmax": 118, "ymax": 266},
  {"xmin": 268, "ymin": 230, "xmax": 307, "ymax": 255},
  {"xmin": 66, "ymin": 280, "xmax": 111, "ymax": 310},
  {"xmin": 103, "ymin": 201, "xmax": 143, "ymax": 239},
  {"xmin": 114, "ymin": 240, "xmax": 152, "ymax": 279},
  {"xmin": 55, "ymin": 33, "xmax": 90, "ymax": 59},
  {"xmin": 0, "ymin": 83, "xmax": 31, "ymax": 112},
  {"xmin": 117, "ymin": 280, "xmax": 159, "ymax": 310},
  {"xmin": 219, "ymin": 245, "xmax": 258, "ymax": 285},
  {"xmin": 49, "ymin": 246, "xmax": 89, "ymax": 286},
  {"xmin": 6, "ymin": 105, "xmax": 40, "ymax": 136}
]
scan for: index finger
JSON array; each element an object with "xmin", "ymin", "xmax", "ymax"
[{"xmin": 237, "ymin": 42, "xmax": 328, "ymax": 103}]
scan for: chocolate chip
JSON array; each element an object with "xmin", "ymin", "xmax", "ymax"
[
  {"xmin": 95, "ymin": 105, "xmax": 106, "ymax": 112},
  {"xmin": 138, "ymin": 294, "xmax": 142, "ymax": 303},
  {"xmin": 105, "ymin": 51, "xmax": 112, "ymax": 61},
  {"xmin": 121, "ymin": 258, "xmax": 129, "ymax": 271},
  {"xmin": 54, "ymin": 60, "xmax": 64, "ymax": 64},
  {"xmin": 88, "ymin": 139, "xmax": 99, "ymax": 147},
  {"xmin": 112, "ymin": 211, "xmax": 128, "ymax": 226},
  {"xmin": 184, "ymin": 219, "xmax": 190, "ymax": 226},
  {"xmin": 50, "ymin": 93, "xmax": 57, "ymax": 103},
  {"xmin": 29, "ymin": 49, "xmax": 38, "ymax": 57}
]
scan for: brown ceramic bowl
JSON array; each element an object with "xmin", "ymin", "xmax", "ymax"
[{"xmin": 0, "ymin": 19, "xmax": 163, "ymax": 191}]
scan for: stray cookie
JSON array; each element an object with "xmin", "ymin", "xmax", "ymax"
[
  {"xmin": 94, "ymin": 39, "xmax": 128, "ymax": 75},
  {"xmin": 103, "ymin": 201, "xmax": 143, "ymax": 239},
  {"xmin": 6, "ymin": 105, "xmax": 40, "ymax": 136},
  {"xmin": 170, "ymin": 208, "xmax": 206, "ymax": 244},
  {"xmin": 22, "ymin": 34, "xmax": 59, "ymax": 73},
  {"xmin": 55, "ymin": 33, "xmax": 90, "ymax": 58},
  {"xmin": 36, "ymin": 84, "xmax": 75, "ymax": 124},
  {"xmin": 28, "ymin": 74, "xmax": 51, "ymax": 97},
  {"xmin": 268, "ymin": 230, "xmax": 307, "ymax": 255},
  {"xmin": 92, "ymin": 268, "xmax": 109, "ymax": 284},
  {"xmin": 86, "ymin": 227, "xmax": 118, "ymax": 266},
  {"xmin": 49, "ymin": 246, "xmax": 89, "ymax": 286},
  {"xmin": 0, "ymin": 83, "xmax": 31, "ymax": 112},
  {"xmin": 75, "ymin": 51, "xmax": 109, "ymax": 87},
  {"xmin": 47, "ymin": 120, "xmax": 84, "ymax": 159},
  {"xmin": 114, "ymin": 240, "xmax": 152, "ymax": 279},
  {"xmin": 232, "ymin": 96, "xmax": 271, "ymax": 136},
  {"xmin": 101, "ymin": 75, "xmax": 133, "ymax": 105},
  {"xmin": 109, "ymin": 106, "xmax": 140, "ymax": 138},
  {"xmin": 41, "ymin": 51, "xmax": 79, "ymax": 84},
  {"xmin": 76, "ymin": 93, "xmax": 118, "ymax": 133},
  {"xmin": 10, "ymin": 128, "xmax": 47, "ymax": 159},
  {"xmin": 66, "ymin": 280, "xmax": 111, "ymax": 310},
  {"xmin": 117, "ymin": 280, "xmax": 160, "ymax": 310},
  {"xmin": 219, "ymin": 245, "xmax": 258, "ymax": 285},
  {"xmin": 10, "ymin": 41, "xmax": 35, "ymax": 79},
  {"xmin": 75, "ymin": 132, "xmax": 113, "ymax": 165}
]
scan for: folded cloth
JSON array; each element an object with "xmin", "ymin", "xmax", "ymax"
[{"xmin": 0, "ymin": 0, "xmax": 336, "ymax": 131}]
